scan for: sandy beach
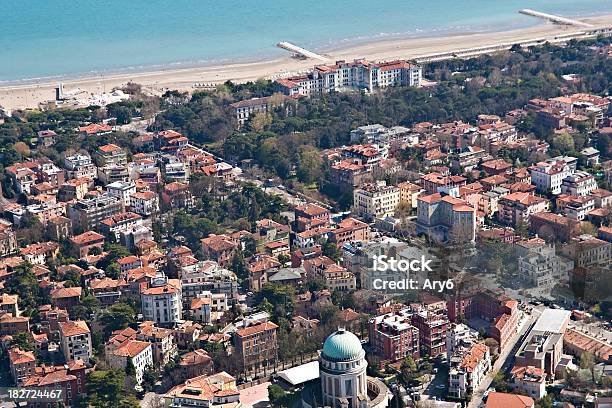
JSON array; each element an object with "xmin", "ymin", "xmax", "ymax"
[{"xmin": 1, "ymin": 14, "xmax": 611, "ymax": 111}]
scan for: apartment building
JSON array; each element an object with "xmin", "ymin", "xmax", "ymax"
[
  {"xmin": 106, "ymin": 338, "xmax": 153, "ymax": 385},
  {"xmin": 448, "ymin": 342, "xmax": 491, "ymax": 399},
  {"xmin": 130, "ymin": 191, "xmax": 160, "ymax": 216},
  {"xmin": 510, "ymin": 366, "xmax": 547, "ymax": 399},
  {"xmin": 68, "ymin": 195, "xmax": 124, "ymax": 232},
  {"xmin": 275, "ymin": 59, "xmax": 422, "ymax": 96},
  {"xmin": 422, "ymin": 175, "xmax": 465, "ymax": 197},
  {"xmin": 233, "ymin": 321, "xmax": 279, "ymax": 374},
  {"xmin": 141, "ymin": 272, "xmax": 182, "ymax": 325},
  {"xmin": 497, "ymin": 192, "xmax": 548, "ymax": 227},
  {"xmin": 180, "ymin": 261, "xmax": 239, "ymax": 304},
  {"xmin": 529, "ymin": 158, "xmax": 575, "ymax": 195},
  {"xmin": 397, "ymin": 182, "xmax": 424, "ymax": 209},
  {"xmin": 64, "ymin": 153, "xmax": 97, "ymax": 180},
  {"xmin": 517, "ymin": 240, "xmax": 573, "ymax": 295},
  {"xmin": 137, "ymin": 322, "xmax": 178, "ymax": 366},
  {"xmin": 561, "ymin": 171, "xmax": 598, "ymax": 196},
  {"xmin": 329, "ymin": 217, "xmax": 370, "ymax": 247},
  {"xmin": 96, "ymin": 143, "xmax": 128, "ymax": 166},
  {"xmin": 162, "ymin": 182, "xmax": 194, "ymax": 209},
  {"xmin": 294, "ymin": 203, "xmax": 330, "ymax": 232},
  {"xmin": 59, "ymin": 320, "xmax": 92, "ymax": 363},
  {"xmin": 8, "ymin": 347, "xmax": 36, "ymax": 384},
  {"xmin": 106, "ymin": 181, "xmax": 136, "ymax": 206},
  {"xmin": 353, "ymin": 181, "xmax": 400, "ymax": 221},
  {"xmin": 556, "ymin": 194, "xmax": 595, "ymax": 220},
  {"xmin": 99, "ymin": 211, "xmax": 143, "ymax": 241},
  {"xmin": 303, "ymin": 256, "xmax": 356, "ymax": 292},
  {"xmin": 411, "ymin": 307, "xmax": 449, "ymax": 358},
  {"xmin": 368, "ymin": 309, "xmax": 420, "ymax": 362},
  {"xmin": 166, "ymin": 372, "xmax": 240, "ymax": 408},
  {"xmin": 69, "ymin": 231, "xmax": 105, "ymax": 258}
]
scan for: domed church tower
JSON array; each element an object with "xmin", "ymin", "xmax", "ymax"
[{"xmin": 302, "ymin": 328, "xmax": 389, "ymax": 408}]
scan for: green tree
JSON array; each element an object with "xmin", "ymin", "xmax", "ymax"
[
  {"xmin": 100, "ymin": 303, "xmax": 136, "ymax": 335},
  {"xmin": 296, "ymin": 146, "xmax": 323, "ymax": 185},
  {"xmin": 86, "ymin": 370, "xmax": 135, "ymax": 407},
  {"xmin": 268, "ymin": 384, "xmax": 287, "ymax": 408}
]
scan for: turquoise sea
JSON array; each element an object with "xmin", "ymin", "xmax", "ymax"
[{"xmin": 3, "ymin": 0, "xmax": 612, "ymax": 82}]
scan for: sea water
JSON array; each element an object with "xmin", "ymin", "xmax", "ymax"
[{"xmin": 2, "ymin": 0, "xmax": 611, "ymax": 82}]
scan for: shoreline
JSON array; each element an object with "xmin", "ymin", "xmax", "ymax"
[{"xmin": 1, "ymin": 14, "xmax": 611, "ymax": 111}]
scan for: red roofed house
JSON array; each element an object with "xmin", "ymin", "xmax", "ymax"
[
  {"xmin": 485, "ymin": 392, "xmax": 534, "ymax": 408},
  {"xmin": 70, "ymin": 230, "xmax": 105, "ymax": 258},
  {"xmin": 294, "ymin": 203, "xmax": 330, "ymax": 232},
  {"xmin": 106, "ymin": 338, "xmax": 153, "ymax": 384},
  {"xmin": 51, "ymin": 287, "xmax": 82, "ymax": 309},
  {"xmin": 497, "ymin": 192, "xmax": 549, "ymax": 227},
  {"xmin": 200, "ymin": 234, "xmax": 239, "ymax": 268},
  {"xmin": 58, "ymin": 320, "xmax": 92, "ymax": 363},
  {"xmin": 8, "ymin": 347, "xmax": 36, "ymax": 384},
  {"xmin": 78, "ymin": 123, "xmax": 112, "ymax": 135},
  {"xmin": 22, "ymin": 360, "xmax": 87, "ymax": 406}
]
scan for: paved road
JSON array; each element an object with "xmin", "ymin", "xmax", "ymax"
[{"xmin": 467, "ymin": 309, "xmax": 538, "ymax": 408}]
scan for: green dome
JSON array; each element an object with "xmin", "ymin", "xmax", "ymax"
[{"xmin": 322, "ymin": 329, "xmax": 363, "ymax": 361}]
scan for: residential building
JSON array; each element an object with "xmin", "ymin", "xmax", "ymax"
[
  {"xmin": 497, "ymin": 192, "xmax": 548, "ymax": 227},
  {"xmin": 411, "ymin": 307, "xmax": 449, "ymax": 358},
  {"xmin": 141, "ymin": 272, "xmax": 182, "ymax": 325},
  {"xmin": 485, "ymin": 392, "xmax": 534, "ymax": 408},
  {"xmin": 165, "ymin": 372, "xmax": 240, "ymax": 408},
  {"xmin": 70, "ymin": 231, "xmax": 105, "ymax": 258},
  {"xmin": 516, "ymin": 240, "xmax": 573, "ymax": 295},
  {"xmin": 99, "ymin": 211, "xmax": 143, "ymax": 241},
  {"xmin": 561, "ymin": 171, "xmax": 598, "ymax": 196},
  {"xmin": 329, "ymin": 217, "xmax": 371, "ymax": 247},
  {"xmin": 448, "ymin": 342, "xmax": 491, "ymax": 399},
  {"xmin": 511, "ymin": 366, "xmax": 547, "ymax": 399},
  {"xmin": 64, "ymin": 154, "xmax": 97, "ymax": 180},
  {"xmin": 162, "ymin": 182, "xmax": 194, "ymax": 209},
  {"xmin": 275, "ymin": 59, "xmax": 422, "ymax": 96},
  {"xmin": 59, "ymin": 320, "xmax": 92, "ymax": 363},
  {"xmin": 51, "ymin": 286, "xmax": 82, "ymax": 309},
  {"xmin": 397, "ymin": 181, "xmax": 424, "ymax": 208},
  {"xmin": 130, "ymin": 190, "xmax": 160, "ymax": 216},
  {"xmin": 58, "ymin": 177, "xmax": 91, "ymax": 201},
  {"xmin": 8, "ymin": 347, "xmax": 36, "ymax": 384},
  {"xmin": 106, "ymin": 181, "xmax": 137, "ymax": 206},
  {"xmin": 230, "ymin": 94, "xmax": 289, "ymax": 126},
  {"xmin": 556, "ymin": 194, "xmax": 595, "ymax": 220},
  {"xmin": 368, "ymin": 308, "xmax": 420, "ymax": 361},
  {"xmin": 22, "ymin": 360, "xmax": 87, "ymax": 406},
  {"xmin": 20, "ymin": 241, "xmax": 59, "ymax": 265},
  {"xmin": 200, "ymin": 234, "xmax": 239, "ymax": 268},
  {"xmin": 294, "ymin": 203, "xmax": 330, "ymax": 232},
  {"xmin": 303, "ymin": 256, "xmax": 357, "ymax": 292},
  {"xmin": 529, "ymin": 158, "xmax": 575, "ymax": 195},
  {"xmin": 137, "ymin": 322, "xmax": 178, "ymax": 366},
  {"xmin": 106, "ymin": 338, "xmax": 153, "ymax": 384},
  {"xmin": 96, "ymin": 143, "xmax": 127, "ymax": 166},
  {"xmin": 353, "ymin": 181, "xmax": 400, "ymax": 221},
  {"xmin": 68, "ymin": 195, "xmax": 124, "ymax": 232},
  {"xmin": 233, "ymin": 321, "xmax": 278, "ymax": 374}
]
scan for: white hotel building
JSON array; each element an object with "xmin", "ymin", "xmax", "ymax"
[{"xmin": 275, "ymin": 59, "xmax": 422, "ymax": 96}]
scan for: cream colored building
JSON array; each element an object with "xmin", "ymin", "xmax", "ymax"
[{"xmin": 353, "ymin": 181, "xmax": 400, "ymax": 221}]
